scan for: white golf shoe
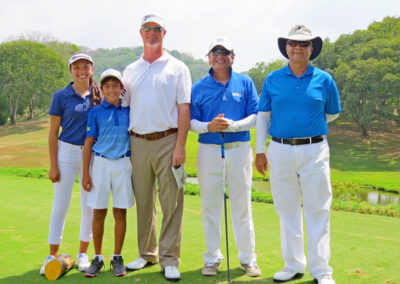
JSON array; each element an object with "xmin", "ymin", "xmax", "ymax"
[
  {"xmin": 126, "ymin": 257, "xmax": 151, "ymax": 271},
  {"xmin": 39, "ymin": 255, "xmax": 55, "ymax": 275},
  {"xmin": 273, "ymin": 267, "xmax": 304, "ymax": 282},
  {"xmin": 77, "ymin": 253, "xmax": 90, "ymax": 272},
  {"xmin": 314, "ymin": 274, "xmax": 336, "ymax": 284},
  {"xmin": 163, "ymin": 266, "xmax": 181, "ymax": 281}
]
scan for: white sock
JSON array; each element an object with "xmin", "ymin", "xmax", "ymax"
[{"xmin": 95, "ymin": 255, "xmax": 104, "ymax": 261}]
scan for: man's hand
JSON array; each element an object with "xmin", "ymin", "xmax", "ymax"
[
  {"xmin": 173, "ymin": 144, "xmax": 186, "ymax": 167},
  {"xmin": 207, "ymin": 114, "xmax": 230, "ymax": 132},
  {"xmin": 255, "ymin": 153, "xmax": 268, "ymax": 176}
]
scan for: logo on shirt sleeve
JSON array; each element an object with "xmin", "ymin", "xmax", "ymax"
[{"xmin": 86, "ymin": 126, "xmax": 90, "ymax": 132}]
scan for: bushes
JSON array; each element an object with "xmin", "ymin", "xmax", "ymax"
[{"xmin": 1, "ymin": 167, "xmax": 398, "ymax": 218}]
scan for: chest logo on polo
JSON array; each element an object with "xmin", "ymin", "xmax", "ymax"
[{"xmin": 232, "ymin": 92, "xmax": 242, "ymax": 102}]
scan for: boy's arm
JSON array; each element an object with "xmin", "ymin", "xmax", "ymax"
[{"xmin": 82, "ymin": 137, "xmax": 95, "ymax": 192}]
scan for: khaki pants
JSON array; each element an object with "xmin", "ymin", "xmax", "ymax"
[{"xmin": 130, "ymin": 133, "xmax": 184, "ymax": 268}]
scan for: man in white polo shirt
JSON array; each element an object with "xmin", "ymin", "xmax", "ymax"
[{"xmin": 122, "ymin": 13, "xmax": 191, "ymax": 282}]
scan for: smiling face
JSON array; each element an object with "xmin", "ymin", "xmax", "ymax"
[
  {"xmin": 286, "ymin": 40, "xmax": 313, "ymax": 65},
  {"xmin": 101, "ymin": 77, "xmax": 123, "ymax": 106},
  {"xmin": 69, "ymin": 59, "xmax": 94, "ymax": 84},
  {"xmin": 208, "ymin": 45, "xmax": 234, "ymax": 72},
  {"xmin": 140, "ymin": 22, "xmax": 166, "ymax": 48}
]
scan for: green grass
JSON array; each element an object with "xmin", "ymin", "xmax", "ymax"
[
  {"xmin": 1, "ymin": 117, "xmax": 400, "ymax": 192},
  {"xmin": 1, "ymin": 173, "xmax": 400, "ymax": 283}
]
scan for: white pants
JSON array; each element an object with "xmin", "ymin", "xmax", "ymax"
[
  {"xmin": 48, "ymin": 141, "xmax": 93, "ymax": 244},
  {"xmin": 197, "ymin": 142, "xmax": 256, "ymax": 264},
  {"xmin": 267, "ymin": 139, "xmax": 333, "ymax": 278},
  {"xmin": 88, "ymin": 155, "xmax": 134, "ymax": 209}
]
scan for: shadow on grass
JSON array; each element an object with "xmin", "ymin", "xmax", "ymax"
[
  {"xmin": 0, "ymin": 267, "xmax": 301, "ymax": 284},
  {"xmin": 0, "ymin": 120, "xmax": 47, "ymax": 137},
  {"xmin": 329, "ymin": 135, "xmax": 399, "ymax": 172}
]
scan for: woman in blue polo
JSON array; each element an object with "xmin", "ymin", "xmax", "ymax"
[{"xmin": 40, "ymin": 52, "xmax": 102, "ymax": 275}]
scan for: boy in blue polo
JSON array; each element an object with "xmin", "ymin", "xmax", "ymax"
[{"xmin": 82, "ymin": 69, "xmax": 134, "ymax": 278}]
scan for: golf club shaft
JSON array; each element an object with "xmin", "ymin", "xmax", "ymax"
[{"xmin": 221, "ymin": 133, "xmax": 230, "ymax": 283}]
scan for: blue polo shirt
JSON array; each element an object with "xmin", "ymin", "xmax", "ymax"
[
  {"xmin": 191, "ymin": 68, "xmax": 259, "ymax": 144},
  {"xmin": 86, "ymin": 99, "xmax": 130, "ymax": 159},
  {"xmin": 48, "ymin": 83, "xmax": 92, "ymax": 145},
  {"xmin": 259, "ymin": 64, "xmax": 341, "ymax": 138}
]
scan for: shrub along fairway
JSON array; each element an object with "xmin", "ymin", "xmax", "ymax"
[{"xmin": 0, "ymin": 173, "xmax": 400, "ymax": 283}]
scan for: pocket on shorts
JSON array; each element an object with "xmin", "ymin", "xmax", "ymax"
[{"xmin": 121, "ymin": 157, "xmax": 132, "ymax": 174}]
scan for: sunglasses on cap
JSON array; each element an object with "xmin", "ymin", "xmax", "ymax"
[
  {"xmin": 287, "ymin": 40, "xmax": 312, "ymax": 47},
  {"xmin": 142, "ymin": 25, "xmax": 164, "ymax": 32},
  {"xmin": 210, "ymin": 48, "xmax": 231, "ymax": 56}
]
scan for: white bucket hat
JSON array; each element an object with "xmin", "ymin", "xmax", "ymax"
[
  {"xmin": 278, "ymin": 25, "xmax": 323, "ymax": 60},
  {"xmin": 100, "ymin": 68, "xmax": 122, "ymax": 84}
]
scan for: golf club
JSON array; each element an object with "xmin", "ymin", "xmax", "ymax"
[{"xmin": 220, "ymin": 132, "xmax": 231, "ymax": 283}]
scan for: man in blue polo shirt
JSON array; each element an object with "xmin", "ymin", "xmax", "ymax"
[
  {"xmin": 255, "ymin": 25, "xmax": 341, "ymax": 284},
  {"xmin": 190, "ymin": 37, "xmax": 261, "ymax": 278},
  {"xmin": 82, "ymin": 69, "xmax": 134, "ymax": 278}
]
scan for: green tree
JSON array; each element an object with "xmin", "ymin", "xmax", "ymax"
[
  {"xmin": 0, "ymin": 97, "xmax": 8, "ymax": 125},
  {"xmin": 313, "ymin": 39, "xmax": 338, "ymax": 73},
  {"xmin": 247, "ymin": 59, "xmax": 286, "ymax": 94},
  {"xmin": 332, "ymin": 17, "xmax": 400, "ymax": 135},
  {"xmin": 45, "ymin": 41, "xmax": 80, "ymax": 82},
  {"xmin": 0, "ymin": 40, "xmax": 66, "ymax": 124}
]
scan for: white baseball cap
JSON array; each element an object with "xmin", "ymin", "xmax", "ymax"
[
  {"xmin": 141, "ymin": 13, "xmax": 166, "ymax": 28},
  {"xmin": 208, "ymin": 37, "xmax": 234, "ymax": 53},
  {"xmin": 68, "ymin": 52, "xmax": 93, "ymax": 66},
  {"xmin": 100, "ymin": 69, "xmax": 122, "ymax": 84}
]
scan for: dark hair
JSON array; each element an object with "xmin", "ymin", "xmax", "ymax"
[
  {"xmin": 90, "ymin": 77, "xmax": 102, "ymax": 106},
  {"xmin": 100, "ymin": 76, "xmax": 123, "ymax": 87}
]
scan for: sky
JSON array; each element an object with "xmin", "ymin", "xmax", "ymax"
[{"xmin": 1, "ymin": 0, "xmax": 399, "ymax": 72}]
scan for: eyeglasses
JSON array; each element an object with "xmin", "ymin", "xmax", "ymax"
[
  {"xmin": 210, "ymin": 48, "xmax": 231, "ymax": 56},
  {"xmin": 142, "ymin": 25, "xmax": 164, "ymax": 33},
  {"xmin": 287, "ymin": 40, "xmax": 312, "ymax": 47}
]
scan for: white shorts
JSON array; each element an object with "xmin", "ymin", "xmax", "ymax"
[{"xmin": 87, "ymin": 155, "xmax": 134, "ymax": 209}]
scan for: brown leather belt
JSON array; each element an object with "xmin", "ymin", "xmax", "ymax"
[{"xmin": 130, "ymin": 128, "xmax": 178, "ymax": 141}]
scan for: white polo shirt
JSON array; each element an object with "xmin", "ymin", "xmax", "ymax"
[{"xmin": 122, "ymin": 51, "xmax": 192, "ymax": 134}]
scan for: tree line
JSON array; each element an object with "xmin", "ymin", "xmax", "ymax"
[{"xmin": 1, "ymin": 16, "xmax": 399, "ymax": 136}]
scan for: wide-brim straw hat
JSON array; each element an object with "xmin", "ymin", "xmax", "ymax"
[{"xmin": 278, "ymin": 24, "xmax": 323, "ymax": 60}]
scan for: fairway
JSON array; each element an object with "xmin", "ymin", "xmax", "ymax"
[{"xmin": 0, "ymin": 174, "xmax": 399, "ymax": 283}]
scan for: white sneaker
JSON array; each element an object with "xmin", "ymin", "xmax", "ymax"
[
  {"xmin": 77, "ymin": 253, "xmax": 90, "ymax": 272},
  {"xmin": 40, "ymin": 255, "xmax": 55, "ymax": 275},
  {"xmin": 273, "ymin": 267, "xmax": 304, "ymax": 282},
  {"xmin": 126, "ymin": 257, "xmax": 149, "ymax": 271},
  {"xmin": 164, "ymin": 266, "xmax": 181, "ymax": 281},
  {"xmin": 315, "ymin": 274, "xmax": 336, "ymax": 284}
]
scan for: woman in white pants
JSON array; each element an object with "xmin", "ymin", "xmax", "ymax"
[{"xmin": 40, "ymin": 52, "xmax": 102, "ymax": 275}]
